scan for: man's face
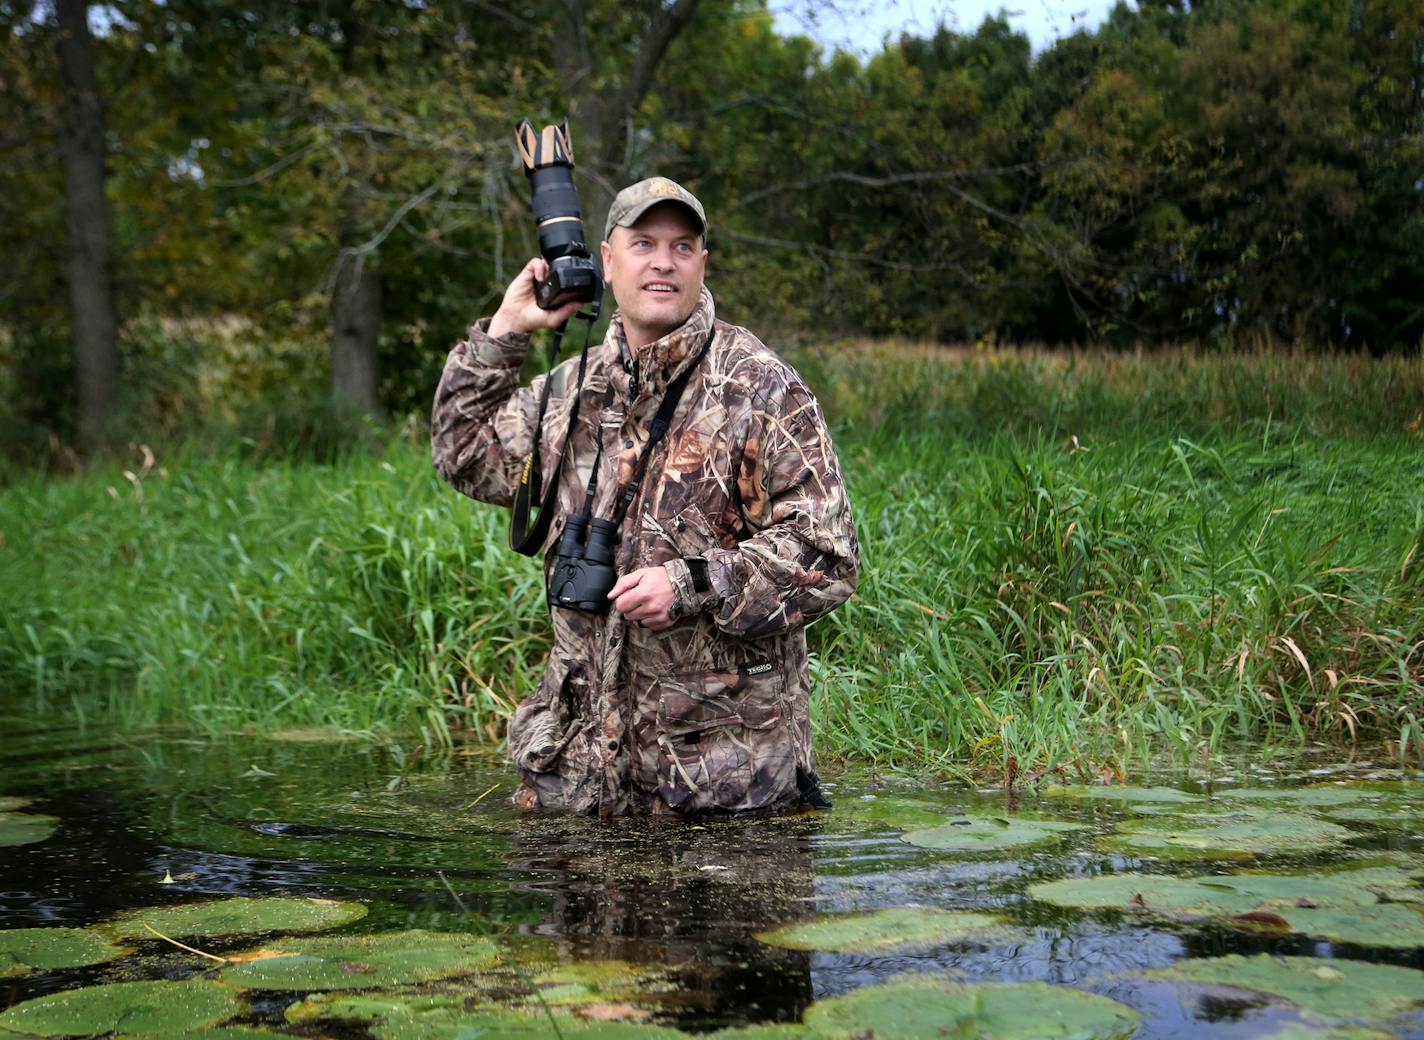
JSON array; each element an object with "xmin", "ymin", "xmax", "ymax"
[{"xmin": 600, "ymin": 202, "xmax": 708, "ymax": 349}]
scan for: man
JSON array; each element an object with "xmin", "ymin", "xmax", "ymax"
[{"xmin": 432, "ymin": 176, "xmax": 858, "ymax": 817}]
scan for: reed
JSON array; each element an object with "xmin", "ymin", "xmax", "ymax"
[{"xmin": 3, "ymin": 343, "xmax": 1420, "ymax": 777}]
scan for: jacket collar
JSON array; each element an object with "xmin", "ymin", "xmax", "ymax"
[{"xmin": 608, "ymin": 287, "xmax": 716, "ymax": 397}]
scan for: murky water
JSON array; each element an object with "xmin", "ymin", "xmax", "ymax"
[{"xmin": 1, "ymin": 717, "xmax": 1421, "ymax": 1038}]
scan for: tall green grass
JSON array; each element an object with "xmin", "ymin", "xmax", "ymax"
[{"xmin": 2, "ymin": 344, "xmax": 1421, "ymax": 777}]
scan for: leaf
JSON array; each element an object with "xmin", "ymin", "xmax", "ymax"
[
  {"xmin": 802, "ymin": 977, "xmax": 1140, "ymax": 1039},
  {"xmin": 0, "ymin": 810, "xmax": 58, "ymax": 848},
  {"xmin": 577, "ymin": 1004, "xmax": 652, "ymax": 1022},
  {"xmin": 1145, "ymin": 955, "xmax": 1424, "ymax": 1021},
  {"xmin": 100, "ymin": 896, "xmax": 367, "ymax": 941},
  {"xmin": 0, "ymin": 927, "xmax": 130, "ymax": 978},
  {"xmin": 218, "ymin": 929, "xmax": 501, "ymax": 991},
  {"xmin": 0, "ymin": 980, "xmax": 242, "ymax": 1037},
  {"xmin": 902, "ymin": 815, "xmax": 1087, "ymax": 852},
  {"xmin": 1046, "ymin": 785, "xmax": 1201, "ymax": 804},
  {"xmin": 1102, "ymin": 811, "xmax": 1355, "ymax": 859},
  {"xmin": 755, "ymin": 908, "xmax": 1015, "ymax": 952}
]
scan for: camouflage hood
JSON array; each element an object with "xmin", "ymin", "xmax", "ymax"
[{"xmin": 432, "ymin": 289, "xmax": 859, "ymax": 817}]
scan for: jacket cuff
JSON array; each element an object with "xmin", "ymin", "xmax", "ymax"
[
  {"xmin": 663, "ymin": 557, "xmax": 721, "ymax": 620},
  {"xmin": 465, "ymin": 317, "xmax": 531, "ymax": 368}
]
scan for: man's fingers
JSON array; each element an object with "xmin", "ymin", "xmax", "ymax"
[{"xmin": 608, "ymin": 572, "xmax": 642, "ymax": 600}]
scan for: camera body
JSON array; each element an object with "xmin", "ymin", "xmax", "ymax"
[
  {"xmin": 548, "ymin": 514, "xmax": 619, "ymax": 613},
  {"xmin": 516, "ymin": 119, "xmax": 603, "ymax": 312}
]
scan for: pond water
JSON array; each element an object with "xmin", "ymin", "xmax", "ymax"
[{"xmin": 1, "ymin": 717, "xmax": 1421, "ymax": 1039}]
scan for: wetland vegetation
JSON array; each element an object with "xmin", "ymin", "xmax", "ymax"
[{"xmin": 3, "ymin": 344, "xmax": 1421, "ymax": 779}]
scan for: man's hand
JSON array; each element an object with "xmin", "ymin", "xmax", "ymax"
[
  {"xmin": 608, "ymin": 566, "xmax": 677, "ymax": 631},
  {"xmin": 487, "ymin": 257, "xmax": 584, "ymax": 338}
]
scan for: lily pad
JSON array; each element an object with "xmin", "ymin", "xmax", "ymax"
[
  {"xmin": 120, "ymin": 1025, "xmax": 291, "ymax": 1031},
  {"xmin": 1046, "ymin": 785, "xmax": 1201, "ymax": 804},
  {"xmin": 0, "ymin": 810, "xmax": 58, "ymax": 848},
  {"xmin": 101, "ymin": 896, "xmax": 368, "ymax": 941},
  {"xmin": 801, "ymin": 977, "xmax": 1139, "ymax": 1039},
  {"xmin": 1031, "ymin": 870, "xmax": 1424, "ymax": 947},
  {"xmin": 755, "ymin": 908, "xmax": 1014, "ymax": 952},
  {"xmin": 1145, "ymin": 954, "xmax": 1424, "ymax": 1021},
  {"xmin": 286, "ymin": 993, "xmax": 682, "ymax": 1039},
  {"xmin": 1322, "ymin": 805, "xmax": 1424, "ymax": 827},
  {"xmin": 0, "ymin": 796, "xmax": 31, "ymax": 811},
  {"xmin": 1320, "ymin": 865, "xmax": 1424, "ymax": 901},
  {"xmin": 218, "ymin": 929, "xmax": 500, "ymax": 990},
  {"xmin": 902, "ymin": 815, "xmax": 1087, "ymax": 852},
  {"xmin": 0, "ymin": 979, "xmax": 242, "ymax": 1037},
  {"xmin": 1103, "ymin": 812, "xmax": 1356, "ymax": 859},
  {"xmin": 1216, "ymin": 786, "xmax": 1368, "ymax": 807},
  {"xmin": 0, "ymin": 926, "xmax": 130, "ymax": 977},
  {"xmin": 530, "ymin": 960, "xmax": 674, "ymax": 1007}
]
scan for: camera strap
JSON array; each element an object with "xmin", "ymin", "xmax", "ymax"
[
  {"xmin": 607, "ymin": 325, "xmax": 716, "ymax": 528},
  {"xmin": 508, "ymin": 318, "xmax": 597, "ymax": 556}
]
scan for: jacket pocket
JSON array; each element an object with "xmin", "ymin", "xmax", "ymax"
[
  {"xmin": 509, "ymin": 657, "xmax": 586, "ymax": 774},
  {"xmin": 654, "ymin": 663, "xmax": 795, "ymax": 814}
]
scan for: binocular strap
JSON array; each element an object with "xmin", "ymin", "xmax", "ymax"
[{"xmin": 509, "ymin": 320, "xmax": 596, "ymax": 556}]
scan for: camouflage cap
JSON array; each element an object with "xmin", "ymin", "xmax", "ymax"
[{"xmin": 603, "ymin": 177, "xmax": 707, "ymax": 242}]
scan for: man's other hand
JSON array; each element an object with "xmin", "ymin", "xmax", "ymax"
[
  {"xmin": 487, "ymin": 257, "xmax": 583, "ymax": 338},
  {"xmin": 608, "ymin": 566, "xmax": 677, "ymax": 631}
]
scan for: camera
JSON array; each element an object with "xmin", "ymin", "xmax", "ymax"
[
  {"xmin": 515, "ymin": 118, "xmax": 603, "ymax": 311},
  {"xmin": 548, "ymin": 514, "xmax": 619, "ymax": 613}
]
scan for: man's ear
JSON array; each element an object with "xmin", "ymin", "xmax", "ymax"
[{"xmin": 600, "ymin": 238, "xmax": 612, "ymax": 271}]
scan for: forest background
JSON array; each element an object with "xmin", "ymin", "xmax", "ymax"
[{"xmin": 1, "ymin": 0, "xmax": 1421, "ymax": 779}]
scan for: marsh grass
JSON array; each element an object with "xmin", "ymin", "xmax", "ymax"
[{"xmin": 2, "ymin": 343, "xmax": 1421, "ymax": 778}]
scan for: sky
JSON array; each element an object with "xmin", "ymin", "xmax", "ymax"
[{"xmin": 770, "ymin": 0, "xmax": 1123, "ymax": 54}]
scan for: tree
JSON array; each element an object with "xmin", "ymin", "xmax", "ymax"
[{"xmin": 55, "ymin": 0, "xmax": 119, "ymax": 452}]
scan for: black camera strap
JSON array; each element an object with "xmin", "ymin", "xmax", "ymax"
[
  {"xmin": 511, "ymin": 323, "xmax": 716, "ymax": 555},
  {"xmin": 509, "ymin": 318, "xmax": 597, "ymax": 556},
  {"xmin": 607, "ymin": 325, "xmax": 716, "ymax": 528}
]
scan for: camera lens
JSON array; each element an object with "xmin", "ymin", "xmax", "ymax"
[{"xmin": 529, "ymin": 167, "xmax": 586, "ymax": 260}]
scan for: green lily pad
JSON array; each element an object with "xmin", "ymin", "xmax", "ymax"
[
  {"xmin": 902, "ymin": 815, "xmax": 1087, "ymax": 852},
  {"xmin": 1217, "ymin": 786, "xmax": 1368, "ymax": 806},
  {"xmin": 1103, "ymin": 812, "xmax": 1356, "ymax": 859},
  {"xmin": 530, "ymin": 960, "xmax": 674, "ymax": 1007},
  {"xmin": 802, "ymin": 977, "xmax": 1139, "ymax": 1039},
  {"xmin": 1031, "ymin": 870, "xmax": 1424, "ymax": 947},
  {"xmin": 1252, "ymin": 1027, "xmax": 1394, "ymax": 1040},
  {"xmin": 1046, "ymin": 785, "xmax": 1201, "ymax": 804},
  {"xmin": 0, "ymin": 979, "xmax": 242, "ymax": 1037},
  {"xmin": 1321, "ymin": 805, "xmax": 1424, "ymax": 827},
  {"xmin": 706, "ymin": 1027, "xmax": 811, "ymax": 1039},
  {"xmin": 286, "ymin": 993, "xmax": 681, "ymax": 1039},
  {"xmin": 755, "ymin": 908, "xmax": 1014, "ymax": 952},
  {"xmin": 0, "ymin": 810, "xmax": 58, "ymax": 848},
  {"xmin": 101, "ymin": 896, "xmax": 368, "ymax": 941},
  {"xmin": 0, "ymin": 796, "xmax": 31, "ymax": 811},
  {"xmin": 218, "ymin": 929, "xmax": 500, "ymax": 990},
  {"xmin": 123, "ymin": 1025, "xmax": 296, "ymax": 1031},
  {"xmin": 0, "ymin": 926, "xmax": 130, "ymax": 978},
  {"xmin": 1145, "ymin": 954, "xmax": 1424, "ymax": 1020},
  {"xmin": 1320, "ymin": 865, "xmax": 1424, "ymax": 901}
]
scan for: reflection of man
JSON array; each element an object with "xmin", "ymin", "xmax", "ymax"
[{"xmin": 432, "ymin": 177, "xmax": 858, "ymax": 817}]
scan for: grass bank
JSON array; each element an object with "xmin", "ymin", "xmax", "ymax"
[{"xmin": 3, "ymin": 344, "xmax": 1421, "ymax": 778}]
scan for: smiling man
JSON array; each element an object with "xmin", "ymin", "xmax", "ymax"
[{"xmin": 432, "ymin": 176, "xmax": 859, "ymax": 817}]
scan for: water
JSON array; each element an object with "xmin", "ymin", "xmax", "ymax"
[{"xmin": 1, "ymin": 718, "xmax": 1421, "ymax": 1037}]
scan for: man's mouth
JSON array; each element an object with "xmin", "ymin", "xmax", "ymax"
[{"xmin": 642, "ymin": 282, "xmax": 679, "ymax": 295}]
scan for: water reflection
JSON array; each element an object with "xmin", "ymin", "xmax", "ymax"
[{"xmin": 510, "ymin": 814, "xmax": 819, "ymax": 1027}]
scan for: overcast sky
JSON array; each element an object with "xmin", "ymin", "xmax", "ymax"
[{"xmin": 770, "ymin": 0, "xmax": 1124, "ymax": 54}]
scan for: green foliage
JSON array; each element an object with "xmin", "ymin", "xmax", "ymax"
[{"xmin": 1, "ymin": 344, "xmax": 1421, "ymax": 779}]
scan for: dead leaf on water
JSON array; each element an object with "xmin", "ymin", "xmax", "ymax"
[{"xmin": 577, "ymin": 1003, "xmax": 651, "ymax": 1022}]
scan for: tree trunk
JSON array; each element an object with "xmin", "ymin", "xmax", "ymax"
[
  {"xmin": 56, "ymin": 0, "xmax": 119, "ymax": 454},
  {"xmin": 330, "ymin": 241, "xmax": 382, "ymax": 413}
]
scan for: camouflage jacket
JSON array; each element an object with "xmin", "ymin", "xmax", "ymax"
[{"xmin": 431, "ymin": 288, "xmax": 859, "ymax": 817}]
